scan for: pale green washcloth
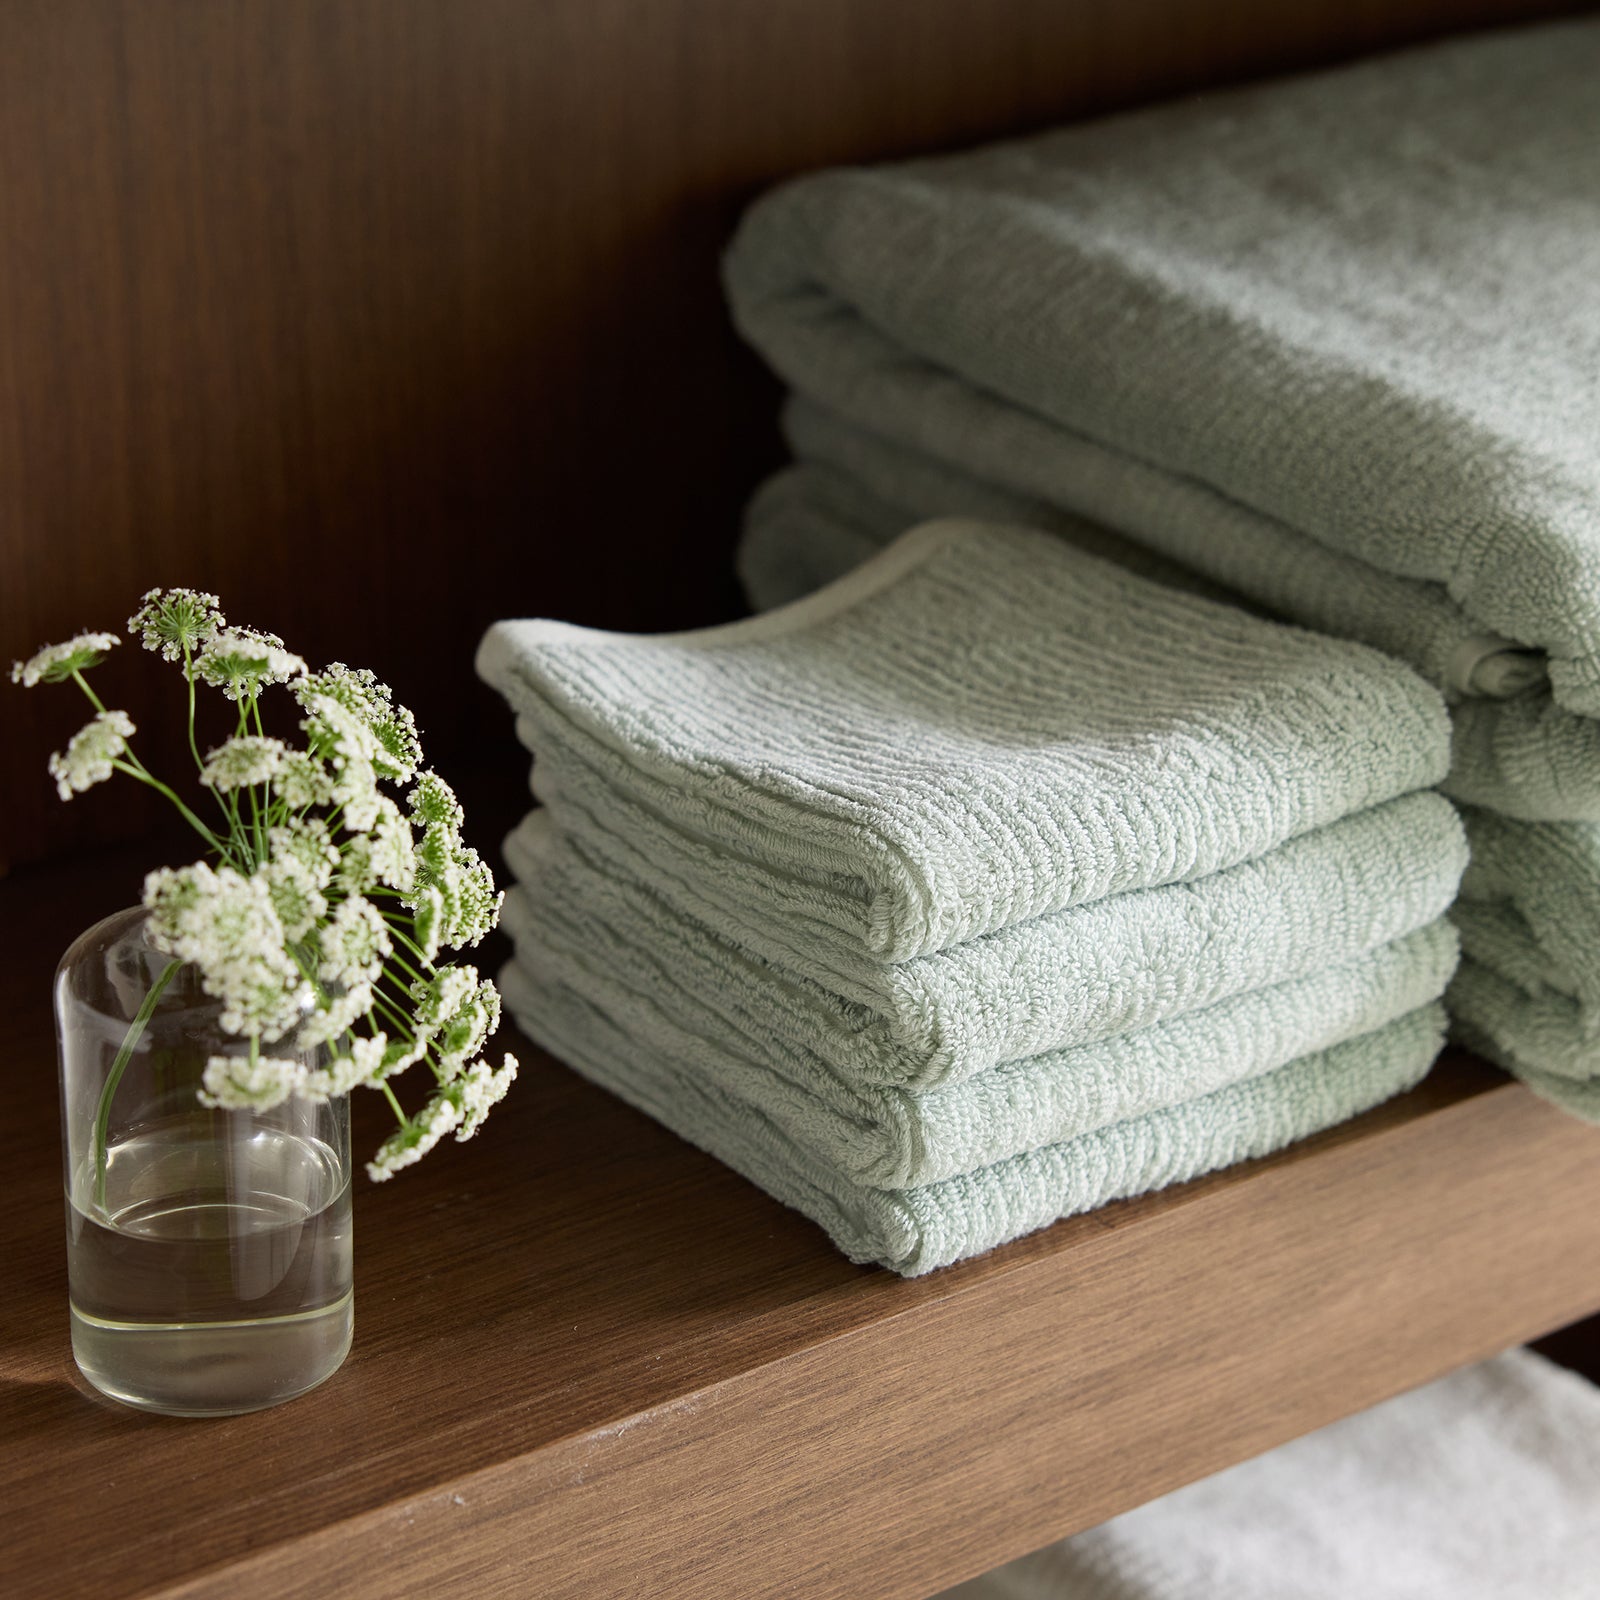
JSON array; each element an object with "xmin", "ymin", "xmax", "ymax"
[
  {"xmin": 502, "ymin": 793, "xmax": 1465, "ymax": 1091},
  {"xmin": 1446, "ymin": 808, "xmax": 1600, "ymax": 1116},
  {"xmin": 500, "ymin": 861, "xmax": 1458, "ymax": 1189},
  {"xmin": 478, "ymin": 520, "xmax": 1450, "ymax": 966},
  {"xmin": 500, "ymin": 954, "xmax": 1446, "ymax": 1276},
  {"xmin": 723, "ymin": 19, "xmax": 1600, "ymax": 820},
  {"xmin": 742, "ymin": 414, "xmax": 1600, "ymax": 822}
]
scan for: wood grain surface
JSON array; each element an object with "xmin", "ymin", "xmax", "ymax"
[
  {"xmin": 5, "ymin": 847, "xmax": 1600, "ymax": 1600},
  {"xmin": 1, "ymin": 0, "xmax": 1587, "ymax": 871}
]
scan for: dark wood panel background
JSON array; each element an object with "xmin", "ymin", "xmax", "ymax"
[{"xmin": 0, "ymin": 0, "xmax": 1585, "ymax": 873}]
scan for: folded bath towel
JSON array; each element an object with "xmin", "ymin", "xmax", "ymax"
[
  {"xmin": 479, "ymin": 520, "xmax": 1449, "ymax": 966},
  {"xmin": 503, "ymin": 793, "xmax": 1466, "ymax": 1090},
  {"xmin": 500, "ymin": 955, "xmax": 1446, "ymax": 1275},
  {"xmin": 744, "ymin": 410, "xmax": 1598, "ymax": 821},
  {"xmin": 724, "ymin": 19, "xmax": 1600, "ymax": 817},
  {"xmin": 937, "ymin": 1349, "xmax": 1600, "ymax": 1600},
  {"xmin": 502, "ymin": 864, "xmax": 1457, "ymax": 1187},
  {"xmin": 1444, "ymin": 808, "xmax": 1600, "ymax": 1113}
]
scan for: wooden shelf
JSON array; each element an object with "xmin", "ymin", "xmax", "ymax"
[{"xmin": 6, "ymin": 846, "xmax": 1600, "ymax": 1600}]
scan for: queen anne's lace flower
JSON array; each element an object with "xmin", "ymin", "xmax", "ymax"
[
  {"xmin": 296, "ymin": 665, "xmax": 422, "ymax": 784},
  {"xmin": 29, "ymin": 591, "xmax": 515, "ymax": 1179},
  {"xmin": 366, "ymin": 1092, "xmax": 462, "ymax": 1181},
  {"xmin": 200, "ymin": 735, "xmax": 287, "ymax": 792},
  {"xmin": 266, "ymin": 818, "xmax": 339, "ymax": 887},
  {"xmin": 302, "ymin": 1033, "xmax": 388, "ymax": 1101},
  {"xmin": 12, "ymin": 632, "xmax": 120, "ymax": 687},
  {"xmin": 145, "ymin": 863, "xmax": 309, "ymax": 1042},
  {"xmin": 274, "ymin": 749, "xmax": 335, "ymax": 809},
  {"xmin": 195, "ymin": 628, "xmax": 306, "ymax": 699},
  {"xmin": 294, "ymin": 982, "xmax": 374, "ymax": 1049},
  {"xmin": 199, "ymin": 1052, "xmax": 308, "ymax": 1111},
  {"xmin": 318, "ymin": 896, "xmax": 390, "ymax": 988},
  {"xmin": 433, "ymin": 977, "xmax": 502, "ymax": 1077},
  {"xmin": 262, "ymin": 856, "xmax": 328, "ymax": 942},
  {"xmin": 453, "ymin": 1053, "xmax": 519, "ymax": 1141},
  {"xmin": 48, "ymin": 710, "xmax": 135, "ymax": 799},
  {"xmin": 128, "ymin": 589, "xmax": 224, "ymax": 660}
]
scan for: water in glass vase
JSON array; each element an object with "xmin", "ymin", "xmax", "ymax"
[{"xmin": 67, "ymin": 1118, "xmax": 353, "ymax": 1416}]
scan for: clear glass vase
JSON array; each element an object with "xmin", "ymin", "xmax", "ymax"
[{"xmin": 55, "ymin": 906, "xmax": 354, "ymax": 1416}]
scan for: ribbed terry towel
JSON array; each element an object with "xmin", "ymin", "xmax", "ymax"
[
  {"xmin": 937, "ymin": 1349, "xmax": 1600, "ymax": 1600},
  {"xmin": 503, "ymin": 795, "xmax": 1465, "ymax": 1092},
  {"xmin": 500, "ymin": 955, "xmax": 1446, "ymax": 1275},
  {"xmin": 478, "ymin": 520, "xmax": 1450, "ymax": 966},
  {"xmin": 1446, "ymin": 807, "xmax": 1600, "ymax": 1115},
  {"xmin": 723, "ymin": 19, "xmax": 1600, "ymax": 821},
  {"xmin": 501, "ymin": 866, "xmax": 1457, "ymax": 1188}
]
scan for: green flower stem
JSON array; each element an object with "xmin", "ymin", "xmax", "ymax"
[
  {"xmin": 182, "ymin": 645, "xmax": 205, "ymax": 775},
  {"xmin": 379, "ymin": 1079, "xmax": 408, "ymax": 1126},
  {"xmin": 92, "ymin": 956, "xmax": 182, "ymax": 1212}
]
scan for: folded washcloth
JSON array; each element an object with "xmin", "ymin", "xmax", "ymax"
[
  {"xmin": 500, "ymin": 954, "xmax": 1446, "ymax": 1275},
  {"xmin": 936, "ymin": 1349, "xmax": 1600, "ymax": 1600},
  {"xmin": 478, "ymin": 520, "xmax": 1449, "ymax": 966},
  {"xmin": 502, "ymin": 860, "xmax": 1457, "ymax": 1187},
  {"xmin": 724, "ymin": 19, "xmax": 1600, "ymax": 817},
  {"xmin": 503, "ymin": 793, "xmax": 1466, "ymax": 1090}
]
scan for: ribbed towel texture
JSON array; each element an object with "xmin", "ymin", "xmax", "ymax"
[
  {"xmin": 479, "ymin": 520, "xmax": 1450, "ymax": 965},
  {"xmin": 502, "ymin": 792, "xmax": 1465, "ymax": 1090},
  {"xmin": 721, "ymin": 17, "xmax": 1600, "ymax": 1102},
  {"xmin": 723, "ymin": 19, "xmax": 1600, "ymax": 773},
  {"xmin": 936, "ymin": 1349, "xmax": 1600, "ymax": 1600},
  {"xmin": 501, "ymin": 959, "xmax": 1446, "ymax": 1276},
  {"xmin": 481, "ymin": 520, "xmax": 1464, "ymax": 1272}
]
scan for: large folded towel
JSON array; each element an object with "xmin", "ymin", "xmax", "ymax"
[
  {"xmin": 1445, "ymin": 807, "xmax": 1600, "ymax": 1114},
  {"xmin": 937, "ymin": 1349, "xmax": 1600, "ymax": 1600},
  {"xmin": 744, "ymin": 406, "xmax": 1600, "ymax": 823},
  {"xmin": 501, "ymin": 953, "xmax": 1446, "ymax": 1275},
  {"xmin": 503, "ymin": 794, "xmax": 1466, "ymax": 1091},
  {"xmin": 502, "ymin": 859, "xmax": 1457, "ymax": 1188},
  {"xmin": 478, "ymin": 520, "xmax": 1450, "ymax": 966},
  {"xmin": 723, "ymin": 20, "xmax": 1600, "ymax": 820}
]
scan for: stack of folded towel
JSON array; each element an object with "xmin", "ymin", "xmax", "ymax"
[
  {"xmin": 479, "ymin": 519, "xmax": 1466, "ymax": 1273},
  {"xmin": 722, "ymin": 16, "xmax": 1600, "ymax": 1110},
  {"xmin": 936, "ymin": 1348, "xmax": 1600, "ymax": 1600}
]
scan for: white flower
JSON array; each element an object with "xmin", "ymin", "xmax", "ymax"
[
  {"xmin": 128, "ymin": 589, "xmax": 224, "ymax": 660},
  {"xmin": 366, "ymin": 795, "xmax": 416, "ymax": 893},
  {"xmin": 199, "ymin": 1052, "xmax": 308, "ymax": 1111},
  {"xmin": 454, "ymin": 1052, "xmax": 518, "ymax": 1141},
  {"xmin": 266, "ymin": 818, "xmax": 339, "ymax": 888},
  {"xmin": 411, "ymin": 965, "xmax": 477, "ymax": 1039},
  {"xmin": 365, "ymin": 1093, "xmax": 462, "ymax": 1182},
  {"xmin": 318, "ymin": 896, "xmax": 391, "ymax": 988},
  {"xmin": 409, "ymin": 771, "xmax": 464, "ymax": 833},
  {"xmin": 12, "ymin": 631, "xmax": 119, "ymax": 687},
  {"xmin": 409, "ymin": 822, "xmax": 502, "ymax": 951},
  {"xmin": 295, "ymin": 665, "xmax": 422, "ymax": 784},
  {"xmin": 195, "ymin": 628, "xmax": 306, "ymax": 700},
  {"xmin": 411, "ymin": 884, "xmax": 445, "ymax": 962},
  {"xmin": 200, "ymin": 735, "xmax": 287, "ymax": 792},
  {"xmin": 294, "ymin": 982, "xmax": 375, "ymax": 1049},
  {"xmin": 274, "ymin": 749, "xmax": 335, "ymax": 809},
  {"xmin": 262, "ymin": 856, "xmax": 327, "ymax": 942},
  {"xmin": 302, "ymin": 694, "xmax": 382, "ymax": 828},
  {"xmin": 302, "ymin": 1033, "xmax": 388, "ymax": 1101},
  {"xmin": 144, "ymin": 862, "xmax": 310, "ymax": 1042},
  {"xmin": 48, "ymin": 710, "xmax": 135, "ymax": 799},
  {"xmin": 433, "ymin": 976, "xmax": 502, "ymax": 1077}
]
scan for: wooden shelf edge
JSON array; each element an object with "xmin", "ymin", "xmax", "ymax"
[{"xmin": 154, "ymin": 1069, "xmax": 1600, "ymax": 1600}]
